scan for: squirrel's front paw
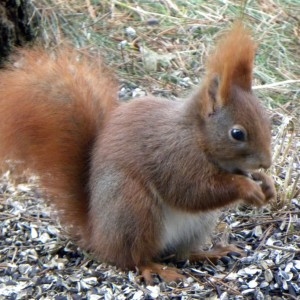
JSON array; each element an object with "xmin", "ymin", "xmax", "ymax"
[
  {"xmin": 251, "ymin": 172, "xmax": 276, "ymax": 202},
  {"xmin": 239, "ymin": 177, "xmax": 266, "ymax": 207},
  {"xmin": 238, "ymin": 172, "xmax": 276, "ymax": 207}
]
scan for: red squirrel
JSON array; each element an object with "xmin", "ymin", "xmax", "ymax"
[{"xmin": 0, "ymin": 22, "xmax": 276, "ymax": 283}]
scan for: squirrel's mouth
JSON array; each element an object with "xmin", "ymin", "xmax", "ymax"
[
  {"xmin": 216, "ymin": 160, "xmax": 258, "ymax": 178},
  {"xmin": 232, "ymin": 168, "xmax": 252, "ymax": 178}
]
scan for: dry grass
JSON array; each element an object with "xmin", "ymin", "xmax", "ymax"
[{"xmin": 31, "ymin": 1, "xmax": 300, "ymax": 94}]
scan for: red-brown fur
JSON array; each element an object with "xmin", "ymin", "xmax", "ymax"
[
  {"xmin": 206, "ymin": 21, "xmax": 256, "ymax": 100},
  {"xmin": 0, "ymin": 23, "xmax": 276, "ymax": 282},
  {"xmin": 0, "ymin": 48, "xmax": 118, "ymax": 231}
]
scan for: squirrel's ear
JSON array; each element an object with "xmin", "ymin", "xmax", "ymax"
[
  {"xmin": 206, "ymin": 21, "xmax": 256, "ymax": 105},
  {"xmin": 192, "ymin": 76, "xmax": 220, "ymax": 118}
]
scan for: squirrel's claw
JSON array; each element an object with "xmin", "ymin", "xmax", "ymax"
[{"xmin": 189, "ymin": 244, "xmax": 245, "ymax": 263}]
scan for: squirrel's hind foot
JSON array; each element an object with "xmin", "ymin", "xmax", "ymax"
[{"xmin": 139, "ymin": 263, "xmax": 185, "ymax": 285}]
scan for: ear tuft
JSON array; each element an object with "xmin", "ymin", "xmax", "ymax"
[{"xmin": 206, "ymin": 21, "xmax": 256, "ymax": 104}]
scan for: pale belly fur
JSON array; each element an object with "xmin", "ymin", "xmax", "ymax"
[{"xmin": 160, "ymin": 203, "xmax": 220, "ymax": 255}]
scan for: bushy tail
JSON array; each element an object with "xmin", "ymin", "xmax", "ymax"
[{"xmin": 0, "ymin": 47, "xmax": 118, "ymax": 232}]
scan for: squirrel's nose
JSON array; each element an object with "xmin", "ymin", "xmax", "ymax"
[{"xmin": 259, "ymin": 152, "xmax": 272, "ymax": 170}]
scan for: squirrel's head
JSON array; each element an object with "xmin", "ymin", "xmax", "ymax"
[{"xmin": 191, "ymin": 22, "xmax": 272, "ymax": 174}]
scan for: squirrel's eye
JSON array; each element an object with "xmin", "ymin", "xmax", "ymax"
[{"xmin": 229, "ymin": 126, "xmax": 247, "ymax": 142}]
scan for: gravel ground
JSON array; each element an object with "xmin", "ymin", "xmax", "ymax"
[
  {"xmin": 1, "ymin": 176, "xmax": 299, "ymax": 300},
  {"xmin": 0, "ymin": 107, "xmax": 299, "ymax": 300}
]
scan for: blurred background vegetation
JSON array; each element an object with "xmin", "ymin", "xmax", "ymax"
[{"xmin": 30, "ymin": 0, "xmax": 300, "ymax": 104}]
